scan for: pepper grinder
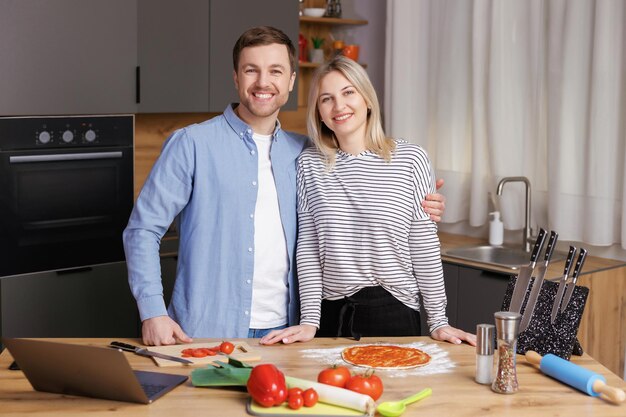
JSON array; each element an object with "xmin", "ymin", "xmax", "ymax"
[
  {"xmin": 475, "ymin": 324, "xmax": 495, "ymax": 384},
  {"xmin": 492, "ymin": 311, "xmax": 521, "ymax": 394}
]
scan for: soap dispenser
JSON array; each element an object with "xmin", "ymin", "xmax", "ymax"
[{"xmin": 489, "ymin": 211, "xmax": 503, "ymax": 246}]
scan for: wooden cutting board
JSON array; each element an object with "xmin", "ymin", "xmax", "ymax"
[{"xmin": 148, "ymin": 341, "xmax": 261, "ymax": 367}]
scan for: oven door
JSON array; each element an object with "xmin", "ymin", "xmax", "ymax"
[{"xmin": 0, "ymin": 147, "xmax": 133, "ymax": 277}]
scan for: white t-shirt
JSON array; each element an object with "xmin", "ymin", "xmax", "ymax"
[{"xmin": 249, "ymin": 133, "xmax": 289, "ymax": 328}]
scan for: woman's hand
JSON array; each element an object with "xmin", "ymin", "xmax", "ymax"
[
  {"xmin": 259, "ymin": 325, "xmax": 317, "ymax": 345},
  {"xmin": 431, "ymin": 325, "xmax": 477, "ymax": 346}
]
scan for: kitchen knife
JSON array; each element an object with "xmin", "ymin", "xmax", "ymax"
[
  {"xmin": 560, "ymin": 248, "xmax": 588, "ymax": 312},
  {"xmin": 509, "ymin": 228, "xmax": 547, "ymax": 313},
  {"xmin": 109, "ymin": 341, "xmax": 193, "ymax": 365},
  {"xmin": 550, "ymin": 245, "xmax": 577, "ymax": 324},
  {"xmin": 519, "ymin": 230, "xmax": 558, "ymax": 332}
]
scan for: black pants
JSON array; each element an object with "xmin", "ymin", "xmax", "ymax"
[{"xmin": 317, "ymin": 286, "xmax": 421, "ymax": 340}]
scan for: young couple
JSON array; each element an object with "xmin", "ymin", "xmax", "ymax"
[{"xmin": 123, "ymin": 26, "xmax": 475, "ymax": 348}]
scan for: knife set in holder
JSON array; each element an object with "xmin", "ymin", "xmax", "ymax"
[
  {"xmin": 499, "ymin": 229, "xmax": 589, "ymax": 360},
  {"xmin": 501, "ymin": 275, "xmax": 588, "ymax": 360}
]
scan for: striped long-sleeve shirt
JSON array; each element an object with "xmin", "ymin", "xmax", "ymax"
[{"xmin": 296, "ymin": 139, "xmax": 448, "ymax": 333}]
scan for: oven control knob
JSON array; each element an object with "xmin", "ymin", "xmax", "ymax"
[
  {"xmin": 38, "ymin": 131, "xmax": 51, "ymax": 144},
  {"xmin": 62, "ymin": 130, "xmax": 74, "ymax": 143},
  {"xmin": 85, "ymin": 129, "xmax": 97, "ymax": 142}
]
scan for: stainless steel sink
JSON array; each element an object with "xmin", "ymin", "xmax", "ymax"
[{"xmin": 443, "ymin": 245, "xmax": 565, "ymax": 270}]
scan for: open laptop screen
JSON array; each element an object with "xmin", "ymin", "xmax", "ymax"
[{"xmin": 2, "ymin": 338, "xmax": 188, "ymax": 404}]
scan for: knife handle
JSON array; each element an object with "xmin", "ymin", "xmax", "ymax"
[
  {"xmin": 570, "ymin": 248, "xmax": 588, "ymax": 284},
  {"xmin": 562, "ymin": 246, "xmax": 577, "ymax": 277},
  {"xmin": 110, "ymin": 341, "xmax": 139, "ymax": 352},
  {"xmin": 529, "ymin": 228, "xmax": 547, "ymax": 263},
  {"xmin": 543, "ymin": 231, "xmax": 559, "ymax": 262}
]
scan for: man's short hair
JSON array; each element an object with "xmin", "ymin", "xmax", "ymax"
[{"xmin": 233, "ymin": 26, "xmax": 296, "ymax": 73}]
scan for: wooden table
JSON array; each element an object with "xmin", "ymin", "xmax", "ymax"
[{"xmin": 1, "ymin": 337, "xmax": 624, "ymax": 416}]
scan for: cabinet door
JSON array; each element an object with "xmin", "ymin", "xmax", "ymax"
[
  {"xmin": 208, "ymin": 0, "xmax": 299, "ymax": 111},
  {"xmin": 0, "ymin": 263, "xmax": 139, "ymax": 338},
  {"xmin": 0, "ymin": 0, "xmax": 137, "ymax": 116},
  {"xmin": 456, "ymin": 267, "xmax": 510, "ymax": 333},
  {"xmin": 137, "ymin": 0, "xmax": 210, "ymax": 112},
  {"xmin": 420, "ymin": 262, "xmax": 459, "ymax": 335}
]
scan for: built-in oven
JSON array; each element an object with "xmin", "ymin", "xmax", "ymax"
[{"xmin": 0, "ymin": 115, "xmax": 134, "ymax": 277}]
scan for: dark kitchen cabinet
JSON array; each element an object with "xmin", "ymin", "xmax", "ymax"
[
  {"xmin": 137, "ymin": 0, "xmax": 210, "ymax": 113},
  {"xmin": 420, "ymin": 262, "xmax": 510, "ymax": 335},
  {"xmin": 454, "ymin": 264, "xmax": 511, "ymax": 333},
  {"xmin": 0, "ymin": 256, "xmax": 180, "ymax": 341},
  {"xmin": 0, "ymin": 0, "xmax": 138, "ymax": 116},
  {"xmin": 0, "ymin": 263, "xmax": 139, "ymax": 338},
  {"xmin": 138, "ymin": 0, "xmax": 299, "ymax": 113},
  {"xmin": 208, "ymin": 0, "xmax": 299, "ymax": 111}
]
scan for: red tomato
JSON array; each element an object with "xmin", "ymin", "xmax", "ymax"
[
  {"xmin": 288, "ymin": 387, "xmax": 303, "ymax": 397},
  {"xmin": 220, "ymin": 341, "xmax": 235, "ymax": 354},
  {"xmin": 317, "ymin": 366, "xmax": 351, "ymax": 388},
  {"xmin": 287, "ymin": 393, "xmax": 304, "ymax": 410},
  {"xmin": 345, "ymin": 373, "xmax": 384, "ymax": 401},
  {"xmin": 302, "ymin": 388, "xmax": 319, "ymax": 407}
]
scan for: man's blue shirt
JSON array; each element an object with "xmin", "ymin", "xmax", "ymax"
[{"xmin": 123, "ymin": 104, "xmax": 310, "ymax": 337}]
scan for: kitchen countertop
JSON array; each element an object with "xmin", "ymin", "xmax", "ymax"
[
  {"xmin": 1, "ymin": 337, "xmax": 624, "ymax": 416},
  {"xmin": 438, "ymin": 232, "xmax": 626, "ymax": 279}
]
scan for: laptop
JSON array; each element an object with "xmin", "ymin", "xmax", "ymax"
[{"xmin": 2, "ymin": 338, "xmax": 188, "ymax": 404}]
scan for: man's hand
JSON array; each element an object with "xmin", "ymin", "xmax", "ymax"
[
  {"xmin": 422, "ymin": 178, "xmax": 446, "ymax": 222},
  {"xmin": 431, "ymin": 325, "xmax": 477, "ymax": 346},
  {"xmin": 259, "ymin": 324, "xmax": 317, "ymax": 345},
  {"xmin": 141, "ymin": 315, "xmax": 193, "ymax": 346}
]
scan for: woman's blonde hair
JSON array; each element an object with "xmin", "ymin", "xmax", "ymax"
[{"xmin": 306, "ymin": 56, "xmax": 395, "ymax": 168}]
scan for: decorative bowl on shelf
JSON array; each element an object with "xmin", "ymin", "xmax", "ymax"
[{"xmin": 303, "ymin": 8, "xmax": 326, "ymax": 17}]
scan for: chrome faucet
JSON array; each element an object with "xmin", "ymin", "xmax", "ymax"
[{"xmin": 496, "ymin": 176, "xmax": 532, "ymax": 252}]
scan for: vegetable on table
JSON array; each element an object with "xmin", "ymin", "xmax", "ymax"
[
  {"xmin": 345, "ymin": 372, "xmax": 384, "ymax": 401},
  {"xmin": 303, "ymin": 388, "xmax": 319, "ymax": 407},
  {"xmin": 287, "ymin": 376, "xmax": 376, "ymax": 416},
  {"xmin": 247, "ymin": 364, "xmax": 288, "ymax": 407},
  {"xmin": 318, "ymin": 365, "xmax": 352, "ymax": 388}
]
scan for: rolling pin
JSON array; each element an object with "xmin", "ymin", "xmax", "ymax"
[{"xmin": 526, "ymin": 351, "xmax": 625, "ymax": 404}]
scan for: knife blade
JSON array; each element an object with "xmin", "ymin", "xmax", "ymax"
[
  {"xmin": 560, "ymin": 248, "xmax": 588, "ymax": 312},
  {"xmin": 550, "ymin": 245, "xmax": 577, "ymax": 323},
  {"xmin": 509, "ymin": 228, "xmax": 547, "ymax": 313},
  {"xmin": 109, "ymin": 341, "xmax": 193, "ymax": 364},
  {"xmin": 519, "ymin": 230, "xmax": 558, "ymax": 332}
]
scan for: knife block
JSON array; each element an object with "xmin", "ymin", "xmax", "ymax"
[{"xmin": 501, "ymin": 275, "xmax": 589, "ymax": 360}]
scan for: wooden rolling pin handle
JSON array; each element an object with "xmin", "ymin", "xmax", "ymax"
[
  {"xmin": 526, "ymin": 350, "xmax": 625, "ymax": 405},
  {"xmin": 592, "ymin": 380, "xmax": 626, "ymax": 405},
  {"xmin": 525, "ymin": 350, "xmax": 542, "ymax": 366}
]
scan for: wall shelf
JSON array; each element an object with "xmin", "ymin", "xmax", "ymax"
[
  {"xmin": 299, "ymin": 16, "xmax": 367, "ymax": 25},
  {"xmin": 299, "ymin": 61, "xmax": 367, "ymax": 69}
]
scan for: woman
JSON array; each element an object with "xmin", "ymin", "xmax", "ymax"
[{"xmin": 261, "ymin": 56, "xmax": 475, "ymax": 346}]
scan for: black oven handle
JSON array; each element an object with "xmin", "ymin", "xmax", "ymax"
[{"xmin": 9, "ymin": 151, "xmax": 123, "ymax": 164}]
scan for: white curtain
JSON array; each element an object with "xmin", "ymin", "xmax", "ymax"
[{"xmin": 385, "ymin": 0, "xmax": 626, "ymax": 248}]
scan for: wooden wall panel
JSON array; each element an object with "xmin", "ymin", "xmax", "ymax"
[{"xmin": 577, "ymin": 267, "xmax": 626, "ymax": 377}]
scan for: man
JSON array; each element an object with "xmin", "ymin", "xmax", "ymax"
[{"xmin": 123, "ymin": 26, "xmax": 446, "ymax": 346}]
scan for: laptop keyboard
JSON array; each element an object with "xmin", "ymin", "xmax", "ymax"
[{"xmin": 141, "ymin": 384, "xmax": 168, "ymax": 398}]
